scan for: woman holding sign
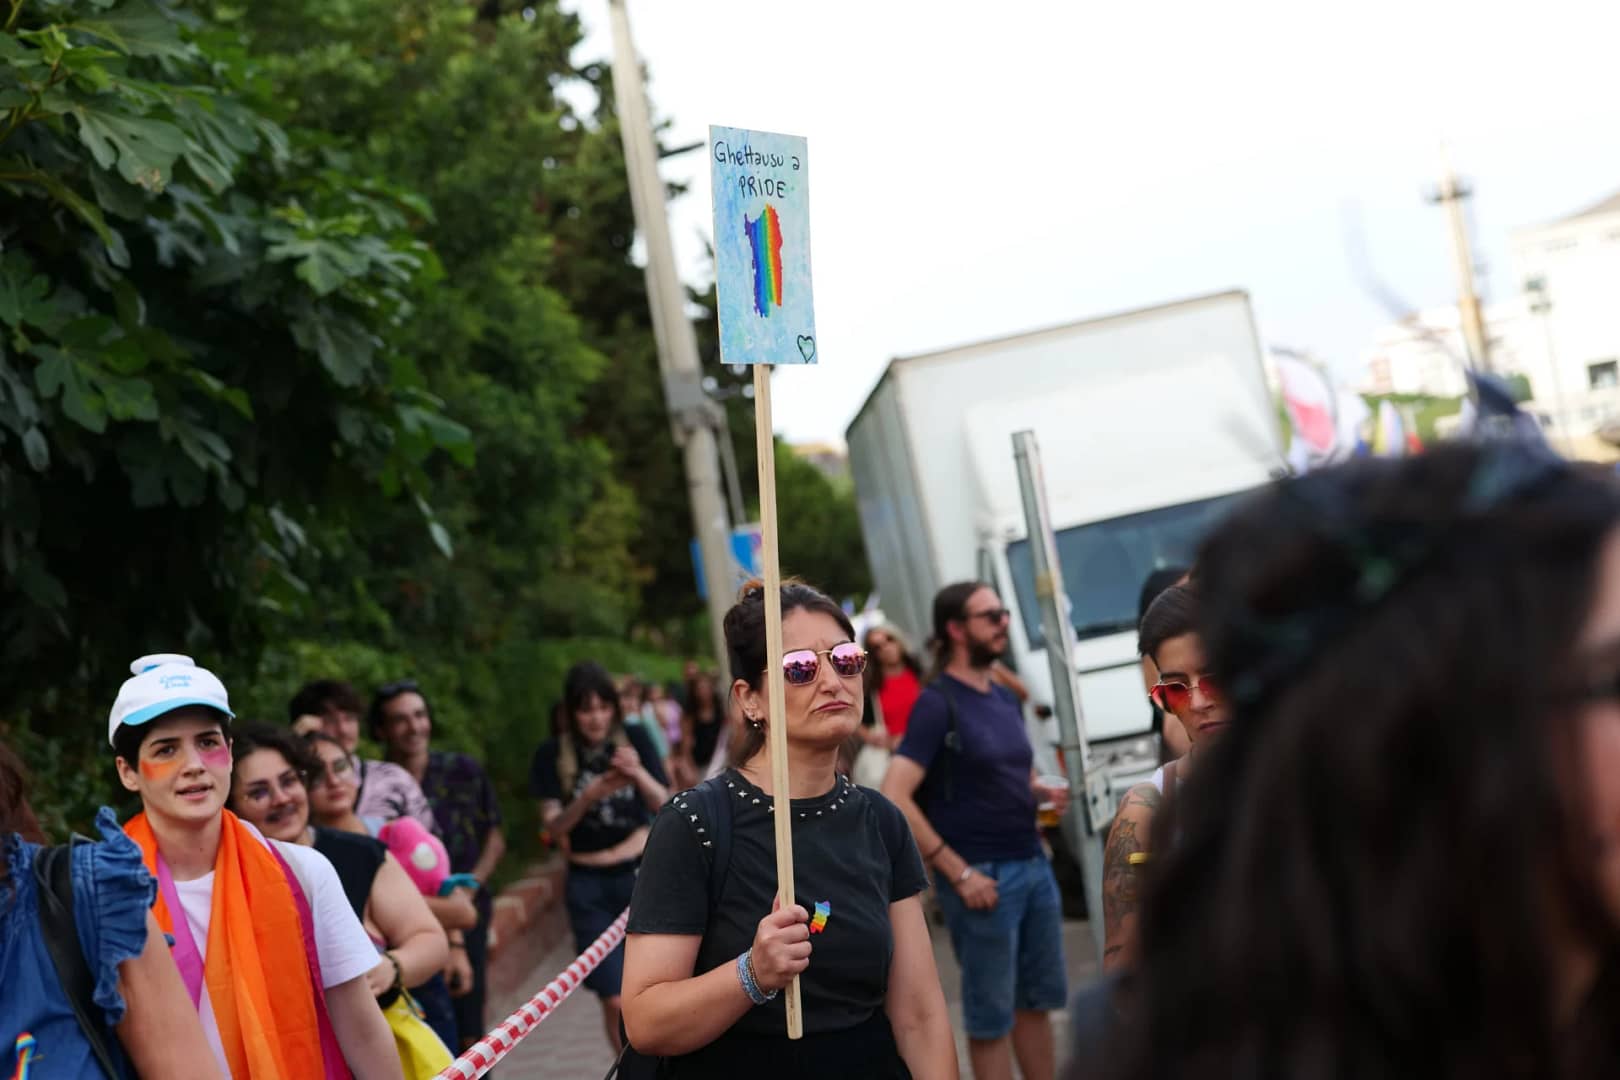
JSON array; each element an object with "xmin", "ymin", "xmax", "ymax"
[{"xmin": 622, "ymin": 580, "xmax": 957, "ymax": 1078}]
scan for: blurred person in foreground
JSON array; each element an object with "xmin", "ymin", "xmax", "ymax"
[
  {"xmin": 371, "ymin": 680, "xmax": 504, "ymax": 1054},
  {"xmin": 2, "ymin": 739, "xmax": 222, "ymax": 1079},
  {"xmin": 1101, "ymin": 584, "xmax": 1227, "ymax": 974},
  {"xmin": 531, "ymin": 661, "xmax": 669, "ymax": 1052},
  {"xmin": 1092, "ymin": 442, "xmax": 1620, "ymax": 1079},
  {"xmin": 289, "ymin": 679, "xmax": 436, "ymax": 833},
  {"xmin": 622, "ymin": 580, "xmax": 955, "ymax": 1077},
  {"xmin": 883, "ymin": 582, "xmax": 1069, "ymax": 1080}
]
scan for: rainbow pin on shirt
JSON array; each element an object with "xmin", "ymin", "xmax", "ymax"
[
  {"xmin": 11, "ymin": 1032, "xmax": 37, "ymax": 1080},
  {"xmin": 810, "ymin": 900, "xmax": 831, "ymax": 934}
]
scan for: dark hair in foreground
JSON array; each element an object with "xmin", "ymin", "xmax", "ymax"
[
  {"xmin": 1110, "ymin": 443, "xmax": 1620, "ymax": 1079},
  {"xmin": 725, "ymin": 579, "xmax": 856, "ymax": 766},
  {"xmin": 226, "ymin": 722, "xmax": 318, "ymax": 814}
]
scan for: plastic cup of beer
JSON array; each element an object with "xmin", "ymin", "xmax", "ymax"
[{"xmin": 1036, "ymin": 774, "xmax": 1069, "ymax": 828}]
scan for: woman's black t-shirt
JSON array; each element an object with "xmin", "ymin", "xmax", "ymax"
[
  {"xmin": 529, "ymin": 725, "xmax": 668, "ymax": 855},
  {"xmin": 313, "ymin": 827, "xmax": 387, "ymax": 920},
  {"xmin": 627, "ymin": 769, "xmax": 928, "ymax": 1038}
]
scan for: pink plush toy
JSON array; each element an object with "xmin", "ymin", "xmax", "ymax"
[{"xmin": 378, "ymin": 816, "xmax": 451, "ymax": 897}]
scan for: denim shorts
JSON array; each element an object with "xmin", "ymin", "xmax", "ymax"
[
  {"xmin": 933, "ymin": 854, "xmax": 1069, "ymax": 1040},
  {"xmin": 565, "ymin": 861, "xmax": 639, "ymax": 997}
]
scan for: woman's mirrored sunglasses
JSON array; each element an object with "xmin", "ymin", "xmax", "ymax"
[{"xmin": 778, "ymin": 643, "xmax": 868, "ymax": 686}]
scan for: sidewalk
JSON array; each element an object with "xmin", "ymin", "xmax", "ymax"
[{"xmin": 483, "ymin": 914, "xmax": 1100, "ymax": 1078}]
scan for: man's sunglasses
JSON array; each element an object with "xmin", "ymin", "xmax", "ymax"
[
  {"xmin": 964, "ymin": 608, "xmax": 1010, "ymax": 625},
  {"xmin": 1149, "ymin": 674, "xmax": 1224, "ymax": 712},
  {"xmin": 778, "ymin": 643, "xmax": 868, "ymax": 686}
]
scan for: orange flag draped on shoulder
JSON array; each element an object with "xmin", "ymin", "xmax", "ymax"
[{"xmin": 124, "ymin": 809, "xmax": 331, "ymax": 1079}]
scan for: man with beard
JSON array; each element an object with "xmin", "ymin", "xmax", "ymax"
[{"xmin": 884, "ymin": 582, "xmax": 1069, "ymax": 1080}]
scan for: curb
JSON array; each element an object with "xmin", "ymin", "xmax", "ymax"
[{"xmin": 485, "ymin": 856, "xmax": 572, "ymax": 1003}]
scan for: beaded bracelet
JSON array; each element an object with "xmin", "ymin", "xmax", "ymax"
[{"xmin": 735, "ymin": 948, "xmax": 779, "ymax": 1006}]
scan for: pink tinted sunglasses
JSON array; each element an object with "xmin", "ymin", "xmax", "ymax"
[{"xmin": 778, "ymin": 643, "xmax": 868, "ymax": 686}]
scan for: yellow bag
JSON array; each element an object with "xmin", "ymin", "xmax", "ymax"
[{"xmin": 382, "ymin": 989, "xmax": 454, "ymax": 1078}]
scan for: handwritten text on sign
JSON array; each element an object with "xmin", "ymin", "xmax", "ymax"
[{"xmin": 710, "ymin": 125, "xmax": 816, "ymax": 365}]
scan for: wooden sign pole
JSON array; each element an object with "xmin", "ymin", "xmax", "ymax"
[{"xmin": 752, "ymin": 362, "xmax": 803, "ymax": 1039}]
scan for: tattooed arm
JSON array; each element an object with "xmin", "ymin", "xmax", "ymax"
[{"xmin": 1102, "ymin": 781, "xmax": 1162, "ymax": 974}]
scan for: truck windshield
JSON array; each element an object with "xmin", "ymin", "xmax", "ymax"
[{"xmin": 1005, "ymin": 492, "xmax": 1250, "ymax": 648}]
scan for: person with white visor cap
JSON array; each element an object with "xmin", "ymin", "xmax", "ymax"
[{"xmin": 110, "ymin": 653, "xmax": 403, "ymax": 1080}]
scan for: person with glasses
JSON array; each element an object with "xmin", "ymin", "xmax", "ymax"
[
  {"xmin": 1099, "ymin": 584, "xmax": 1225, "ymax": 975},
  {"xmin": 226, "ymin": 724, "xmax": 450, "ymax": 1051},
  {"xmin": 622, "ymin": 580, "xmax": 956, "ymax": 1078},
  {"xmin": 287, "ymin": 680, "xmax": 436, "ymax": 834},
  {"xmin": 303, "ymin": 732, "xmax": 477, "ymax": 1054},
  {"xmin": 882, "ymin": 581, "xmax": 1070, "ymax": 1080},
  {"xmin": 369, "ymin": 680, "xmax": 504, "ymax": 1055}
]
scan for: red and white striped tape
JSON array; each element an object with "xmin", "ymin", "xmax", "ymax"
[{"xmin": 434, "ymin": 908, "xmax": 629, "ymax": 1080}]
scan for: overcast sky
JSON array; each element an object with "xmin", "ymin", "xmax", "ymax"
[{"xmin": 564, "ymin": 0, "xmax": 1620, "ymax": 444}]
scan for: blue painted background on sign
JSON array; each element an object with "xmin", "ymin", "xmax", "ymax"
[{"xmin": 709, "ymin": 125, "xmax": 816, "ymax": 366}]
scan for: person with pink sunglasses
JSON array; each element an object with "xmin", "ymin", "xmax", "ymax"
[
  {"xmin": 1101, "ymin": 584, "xmax": 1229, "ymax": 974},
  {"xmin": 622, "ymin": 579, "xmax": 956, "ymax": 1078}
]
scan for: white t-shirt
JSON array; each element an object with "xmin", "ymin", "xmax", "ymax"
[{"xmin": 171, "ymin": 825, "xmax": 380, "ymax": 1075}]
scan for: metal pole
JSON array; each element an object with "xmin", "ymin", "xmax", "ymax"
[
  {"xmin": 1012, "ymin": 430, "xmax": 1106, "ymax": 963},
  {"xmin": 1430, "ymin": 155, "xmax": 1492, "ymax": 374},
  {"xmin": 607, "ymin": 0, "xmax": 735, "ymax": 675}
]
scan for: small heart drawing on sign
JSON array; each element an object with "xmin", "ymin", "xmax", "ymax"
[{"xmin": 797, "ymin": 335, "xmax": 816, "ymax": 362}]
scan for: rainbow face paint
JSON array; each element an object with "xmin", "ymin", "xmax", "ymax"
[
  {"xmin": 744, "ymin": 204, "xmax": 784, "ymax": 317},
  {"xmin": 199, "ymin": 744, "xmax": 233, "ymax": 771},
  {"xmin": 140, "ymin": 757, "xmax": 180, "ymax": 782},
  {"xmin": 810, "ymin": 900, "xmax": 830, "ymax": 934}
]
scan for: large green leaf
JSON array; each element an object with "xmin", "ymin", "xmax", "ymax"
[
  {"xmin": 71, "ymin": 104, "xmax": 188, "ymax": 191},
  {"xmin": 0, "ymin": 252, "xmax": 57, "ymax": 330},
  {"xmin": 32, "ymin": 345, "xmax": 108, "ymax": 434},
  {"xmin": 70, "ymin": 2, "xmax": 195, "ymax": 62}
]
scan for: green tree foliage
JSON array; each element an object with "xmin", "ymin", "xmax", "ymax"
[
  {"xmin": 0, "ymin": 0, "xmax": 468, "ymax": 719},
  {"xmin": 1, "ymin": 0, "xmax": 876, "ymax": 854}
]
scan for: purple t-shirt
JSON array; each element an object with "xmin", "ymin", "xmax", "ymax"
[{"xmin": 894, "ymin": 674, "xmax": 1040, "ymax": 864}]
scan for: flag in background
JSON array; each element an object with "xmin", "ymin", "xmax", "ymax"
[
  {"xmin": 1275, "ymin": 353, "xmax": 1370, "ymax": 473},
  {"xmin": 1372, "ymin": 400, "xmax": 1405, "ymax": 456}
]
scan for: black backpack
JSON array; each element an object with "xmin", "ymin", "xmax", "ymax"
[
  {"xmin": 605, "ymin": 775, "xmax": 735, "ymax": 1080},
  {"xmin": 32, "ymin": 839, "xmax": 122, "ymax": 1078}
]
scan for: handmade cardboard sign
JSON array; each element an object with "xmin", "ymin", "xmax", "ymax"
[{"xmin": 709, "ymin": 125, "xmax": 816, "ymax": 366}]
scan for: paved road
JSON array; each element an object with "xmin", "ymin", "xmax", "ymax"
[{"xmin": 487, "ymin": 915, "xmax": 1101, "ymax": 1078}]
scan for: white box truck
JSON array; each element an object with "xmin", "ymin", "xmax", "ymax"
[{"xmin": 846, "ymin": 290, "xmax": 1286, "ymax": 811}]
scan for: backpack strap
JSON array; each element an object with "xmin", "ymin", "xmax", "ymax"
[
  {"xmin": 927, "ymin": 680, "xmax": 962, "ymax": 803},
  {"xmin": 1164, "ymin": 759, "xmax": 1179, "ymax": 804},
  {"xmin": 33, "ymin": 841, "xmax": 121, "ymax": 1079},
  {"xmin": 690, "ymin": 775, "xmax": 734, "ymax": 905}
]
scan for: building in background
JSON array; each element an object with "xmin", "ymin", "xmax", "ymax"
[
  {"xmin": 1510, "ymin": 188, "xmax": 1620, "ymax": 452},
  {"xmin": 1358, "ymin": 187, "xmax": 1620, "ymax": 459},
  {"xmin": 790, "ymin": 439, "xmax": 850, "ymax": 482}
]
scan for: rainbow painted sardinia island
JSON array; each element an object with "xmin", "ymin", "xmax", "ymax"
[{"xmin": 744, "ymin": 204, "xmax": 785, "ymax": 317}]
